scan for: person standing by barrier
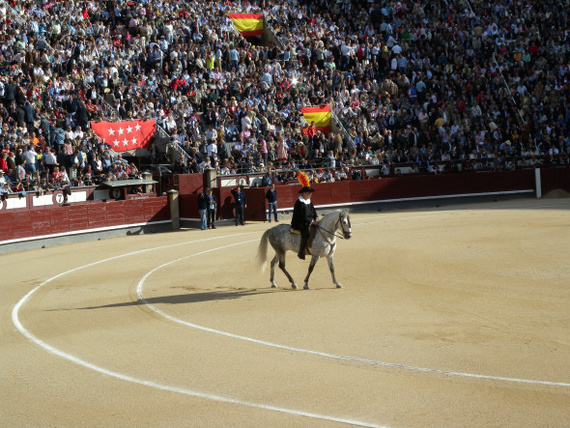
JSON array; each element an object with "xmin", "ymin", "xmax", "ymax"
[
  {"xmin": 231, "ymin": 185, "xmax": 247, "ymax": 226},
  {"xmin": 206, "ymin": 188, "xmax": 217, "ymax": 229},
  {"xmin": 197, "ymin": 191, "xmax": 209, "ymax": 230},
  {"xmin": 265, "ymin": 183, "xmax": 278, "ymax": 222}
]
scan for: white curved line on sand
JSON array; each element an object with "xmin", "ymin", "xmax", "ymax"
[
  {"xmin": 137, "ymin": 231, "xmax": 570, "ymax": 389},
  {"xmin": 12, "ymin": 235, "xmax": 384, "ymax": 428}
]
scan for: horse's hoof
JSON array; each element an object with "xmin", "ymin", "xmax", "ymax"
[
  {"xmin": 291, "ymin": 283, "xmax": 297, "ymax": 289},
  {"xmin": 336, "ymin": 284, "xmax": 343, "ymax": 289},
  {"xmin": 303, "ymin": 284, "xmax": 309, "ymax": 290},
  {"xmin": 271, "ymin": 283, "xmax": 277, "ymax": 288}
]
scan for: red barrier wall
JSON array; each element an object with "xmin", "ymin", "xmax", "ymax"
[
  {"xmin": 540, "ymin": 167, "xmax": 570, "ymax": 195},
  {"xmin": 248, "ymin": 169, "xmax": 539, "ymax": 219},
  {"xmin": 2, "ymin": 166, "xmax": 568, "ymax": 245},
  {"xmin": 0, "ymin": 196, "xmax": 170, "ymax": 243},
  {"xmin": 175, "ymin": 167, "xmax": 569, "ymax": 223}
]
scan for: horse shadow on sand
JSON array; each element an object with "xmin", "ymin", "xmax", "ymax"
[{"xmin": 69, "ymin": 287, "xmax": 292, "ymax": 311}]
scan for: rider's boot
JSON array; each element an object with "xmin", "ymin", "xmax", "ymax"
[{"xmin": 298, "ymin": 236, "xmax": 307, "ymax": 260}]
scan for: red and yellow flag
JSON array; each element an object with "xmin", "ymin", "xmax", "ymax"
[
  {"xmin": 300, "ymin": 106, "xmax": 332, "ymax": 133},
  {"xmin": 229, "ymin": 13, "xmax": 264, "ymax": 37}
]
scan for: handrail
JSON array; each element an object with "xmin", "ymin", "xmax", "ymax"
[
  {"xmin": 262, "ymin": 15, "xmax": 285, "ymax": 50},
  {"xmin": 0, "ymin": 0, "xmax": 24, "ymax": 24},
  {"xmin": 330, "ymin": 109, "xmax": 353, "ymax": 149}
]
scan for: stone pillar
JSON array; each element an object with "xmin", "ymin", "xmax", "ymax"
[
  {"xmin": 534, "ymin": 168, "xmax": 542, "ymax": 199},
  {"xmin": 142, "ymin": 171, "xmax": 153, "ymax": 193},
  {"xmin": 168, "ymin": 189, "xmax": 180, "ymax": 230},
  {"xmin": 204, "ymin": 168, "xmax": 217, "ymax": 190}
]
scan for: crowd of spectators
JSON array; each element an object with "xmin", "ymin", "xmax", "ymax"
[{"xmin": 0, "ymin": 0, "xmax": 569, "ymax": 198}]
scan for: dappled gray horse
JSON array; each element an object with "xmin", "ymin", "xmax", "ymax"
[{"xmin": 256, "ymin": 210, "xmax": 352, "ymax": 290}]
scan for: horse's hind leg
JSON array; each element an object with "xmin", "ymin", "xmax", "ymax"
[
  {"xmin": 303, "ymin": 256, "xmax": 320, "ymax": 290},
  {"xmin": 269, "ymin": 254, "xmax": 279, "ymax": 288},
  {"xmin": 277, "ymin": 252, "xmax": 297, "ymax": 289},
  {"xmin": 327, "ymin": 255, "xmax": 343, "ymax": 288}
]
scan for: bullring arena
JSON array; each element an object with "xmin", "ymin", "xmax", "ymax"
[{"xmin": 2, "ymin": 197, "xmax": 569, "ymax": 427}]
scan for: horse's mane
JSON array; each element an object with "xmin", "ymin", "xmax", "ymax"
[{"xmin": 319, "ymin": 209, "xmax": 348, "ymax": 229}]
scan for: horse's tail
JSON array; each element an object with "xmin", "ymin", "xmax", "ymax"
[{"xmin": 256, "ymin": 229, "xmax": 270, "ymax": 272}]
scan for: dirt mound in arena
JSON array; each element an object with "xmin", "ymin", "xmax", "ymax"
[{"xmin": 543, "ymin": 189, "xmax": 570, "ymax": 198}]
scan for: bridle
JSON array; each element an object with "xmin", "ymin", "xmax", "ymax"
[{"xmin": 316, "ymin": 212, "xmax": 352, "ymax": 249}]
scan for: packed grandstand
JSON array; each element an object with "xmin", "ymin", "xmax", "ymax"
[{"xmin": 0, "ymin": 0, "xmax": 568, "ymax": 197}]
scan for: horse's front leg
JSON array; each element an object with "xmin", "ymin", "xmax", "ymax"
[
  {"xmin": 303, "ymin": 255, "xmax": 320, "ymax": 290},
  {"xmin": 327, "ymin": 255, "xmax": 342, "ymax": 289}
]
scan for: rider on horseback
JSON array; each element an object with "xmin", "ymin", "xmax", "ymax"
[{"xmin": 291, "ymin": 171, "xmax": 318, "ymax": 260}]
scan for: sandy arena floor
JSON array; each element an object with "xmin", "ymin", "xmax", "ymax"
[{"xmin": 1, "ymin": 197, "xmax": 569, "ymax": 428}]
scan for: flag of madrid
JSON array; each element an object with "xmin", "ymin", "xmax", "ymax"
[{"xmin": 90, "ymin": 120, "xmax": 156, "ymax": 152}]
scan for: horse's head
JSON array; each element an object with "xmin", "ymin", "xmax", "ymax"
[{"xmin": 339, "ymin": 210, "xmax": 352, "ymax": 239}]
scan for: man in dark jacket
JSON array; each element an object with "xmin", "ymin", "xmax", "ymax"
[
  {"xmin": 265, "ymin": 183, "xmax": 278, "ymax": 223},
  {"xmin": 23, "ymin": 101, "xmax": 36, "ymax": 131},
  {"xmin": 206, "ymin": 188, "xmax": 217, "ymax": 229},
  {"xmin": 291, "ymin": 185, "xmax": 318, "ymax": 260},
  {"xmin": 75, "ymin": 101, "xmax": 91, "ymax": 130},
  {"xmin": 3, "ymin": 78, "xmax": 17, "ymax": 106},
  {"xmin": 231, "ymin": 185, "xmax": 247, "ymax": 226},
  {"xmin": 197, "ymin": 190, "xmax": 209, "ymax": 230}
]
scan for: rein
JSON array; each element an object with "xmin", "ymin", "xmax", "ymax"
[
  {"xmin": 316, "ymin": 213, "xmax": 349, "ymax": 242},
  {"xmin": 316, "ymin": 224, "xmax": 336, "ymax": 250}
]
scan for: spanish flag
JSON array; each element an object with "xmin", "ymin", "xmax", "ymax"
[
  {"xmin": 300, "ymin": 106, "xmax": 332, "ymax": 133},
  {"xmin": 229, "ymin": 13, "xmax": 264, "ymax": 37}
]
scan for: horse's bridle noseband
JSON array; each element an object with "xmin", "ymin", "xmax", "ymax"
[
  {"xmin": 338, "ymin": 212, "xmax": 352, "ymax": 239},
  {"xmin": 317, "ymin": 212, "xmax": 351, "ymax": 242}
]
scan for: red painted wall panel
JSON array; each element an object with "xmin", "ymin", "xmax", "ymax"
[
  {"xmin": 125, "ymin": 202, "xmax": 144, "ymax": 223},
  {"xmin": 10, "ymin": 213, "xmax": 35, "ymax": 239},
  {"xmin": 68, "ymin": 206, "xmax": 90, "ymax": 230},
  {"xmin": 144, "ymin": 198, "xmax": 171, "ymax": 220},
  {"xmin": 179, "ymin": 194, "xmax": 197, "ymax": 219},
  {"xmin": 218, "ymin": 187, "xmax": 236, "ymax": 220},
  {"xmin": 50, "ymin": 210, "xmax": 72, "ymax": 234},
  {"xmin": 0, "ymin": 195, "xmax": 169, "ymax": 243},
  {"xmin": 540, "ymin": 167, "xmax": 570, "ymax": 194},
  {"xmin": 106, "ymin": 203, "xmax": 128, "ymax": 224},
  {"xmin": 176, "ymin": 174, "xmax": 204, "ymax": 195},
  {"xmin": 86, "ymin": 205, "xmax": 109, "ymax": 229},
  {"xmin": 32, "ymin": 216, "xmax": 52, "ymax": 235},
  {"xmin": 242, "ymin": 189, "xmax": 266, "ymax": 221},
  {"xmin": 349, "ymin": 179, "xmax": 382, "ymax": 201}
]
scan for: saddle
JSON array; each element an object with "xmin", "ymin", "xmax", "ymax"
[{"xmin": 290, "ymin": 225, "xmax": 316, "ymax": 255}]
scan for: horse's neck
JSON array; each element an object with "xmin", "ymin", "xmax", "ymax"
[{"xmin": 319, "ymin": 213, "xmax": 339, "ymax": 237}]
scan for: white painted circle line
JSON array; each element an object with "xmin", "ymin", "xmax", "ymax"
[
  {"xmin": 12, "ymin": 234, "xmax": 385, "ymax": 428},
  {"xmin": 137, "ymin": 237, "xmax": 570, "ymax": 389},
  {"xmin": 12, "ymin": 288, "xmax": 383, "ymax": 427},
  {"xmin": 12, "ymin": 206, "xmax": 570, "ymax": 425}
]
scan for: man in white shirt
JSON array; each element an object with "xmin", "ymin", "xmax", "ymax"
[
  {"xmin": 206, "ymin": 124, "xmax": 218, "ymax": 143},
  {"xmin": 207, "ymin": 140, "xmax": 218, "ymax": 158},
  {"xmin": 23, "ymin": 145, "xmax": 37, "ymax": 174}
]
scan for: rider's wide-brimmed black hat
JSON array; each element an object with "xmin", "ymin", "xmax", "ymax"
[{"xmin": 298, "ymin": 186, "xmax": 315, "ymax": 193}]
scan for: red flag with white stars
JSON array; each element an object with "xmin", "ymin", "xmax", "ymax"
[{"xmin": 90, "ymin": 120, "xmax": 156, "ymax": 152}]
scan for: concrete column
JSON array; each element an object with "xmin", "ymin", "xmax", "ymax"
[
  {"xmin": 534, "ymin": 168, "xmax": 542, "ymax": 199},
  {"xmin": 168, "ymin": 189, "xmax": 180, "ymax": 230},
  {"xmin": 142, "ymin": 171, "xmax": 153, "ymax": 193},
  {"xmin": 204, "ymin": 168, "xmax": 217, "ymax": 190}
]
